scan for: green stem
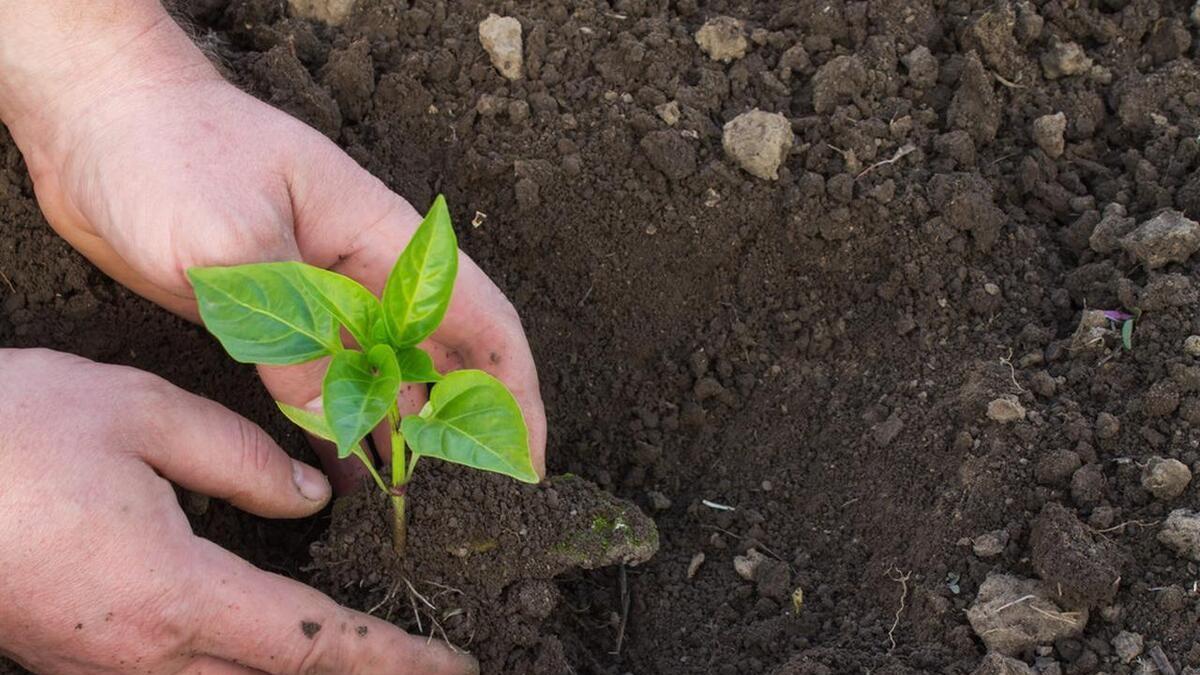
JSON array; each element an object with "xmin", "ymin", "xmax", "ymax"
[
  {"xmin": 388, "ymin": 405, "xmax": 408, "ymax": 556},
  {"xmin": 349, "ymin": 444, "xmax": 387, "ymax": 494}
]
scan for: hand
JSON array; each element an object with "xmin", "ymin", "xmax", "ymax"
[
  {"xmin": 0, "ymin": 349, "xmax": 478, "ymax": 674},
  {"xmin": 0, "ymin": 4, "xmax": 546, "ymax": 492}
]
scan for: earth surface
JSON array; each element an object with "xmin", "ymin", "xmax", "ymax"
[{"xmin": 6, "ymin": 0, "xmax": 1200, "ymax": 673}]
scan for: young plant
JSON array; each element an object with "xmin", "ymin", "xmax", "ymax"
[{"xmin": 187, "ymin": 196, "xmax": 537, "ymax": 554}]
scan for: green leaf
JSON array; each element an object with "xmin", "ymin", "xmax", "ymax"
[
  {"xmin": 322, "ymin": 345, "xmax": 401, "ymax": 458},
  {"xmin": 1122, "ymin": 319, "xmax": 1134, "ymax": 351},
  {"xmin": 395, "ymin": 347, "xmax": 442, "ymax": 383},
  {"xmin": 400, "ymin": 369, "xmax": 536, "ymax": 483},
  {"xmin": 382, "ymin": 195, "xmax": 458, "ymax": 348},
  {"xmin": 291, "ymin": 264, "xmax": 382, "ymax": 348},
  {"xmin": 277, "ymin": 402, "xmax": 335, "ymax": 442},
  {"xmin": 188, "ymin": 264, "xmax": 340, "ymax": 365}
]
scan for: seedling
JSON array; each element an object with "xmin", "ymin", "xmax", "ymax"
[
  {"xmin": 1102, "ymin": 309, "xmax": 1139, "ymax": 351},
  {"xmin": 187, "ymin": 196, "xmax": 537, "ymax": 554}
]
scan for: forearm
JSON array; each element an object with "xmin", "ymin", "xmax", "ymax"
[{"xmin": 0, "ymin": 1, "xmax": 215, "ymax": 170}]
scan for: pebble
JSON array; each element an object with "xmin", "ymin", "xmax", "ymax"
[
  {"xmin": 1095, "ymin": 412, "xmax": 1121, "ymax": 439},
  {"xmin": 479, "ymin": 14, "xmax": 524, "ymax": 80},
  {"xmin": 1185, "ymin": 335, "xmax": 1200, "ymax": 356},
  {"xmin": 1032, "ymin": 112, "xmax": 1067, "ymax": 158},
  {"xmin": 966, "ymin": 574, "xmax": 1087, "ymax": 655},
  {"xmin": 1112, "ymin": 631, "xmax": 1144, "ymax": 664},
  {"xmin": 655, "ymin": 101, "xmax": 681, "ymax": 126},
  {"xmin": 1159, "ymin": 509, "xmax": 1200, "ymax": 560},
  {"xmin": 722, "ymin": 109, "xmax": 794, "ymax": 180},
  {"xmin": 687, "ymin": 552, "xmax": 705, "ymax": 580},
  {"xmin": 1040, "ymin": 41, "xmax": 1092, "ymax": 79},
  {"xmin": 972, "ymin": 530, "xmax": 1009, "ymax": 558},
  {"xmin": 987, "ymin": 397, "xmax": 1026, "ymax": 423},
  {"xmin": 733, "ymin": 549, "xmax": 765, "ymax": 581},
  {"xmin": 647, "ymin": 490, "xmax": 673, "ymax": 511},
  {"xmin": 695, "ymin": 16, "xmax": 748, "ymax": 62},
  {"xmin": 288, "ymin": 0, "xmax": 356, "ymax": 24},
  {"xmin": 1141, "ymin": 457, "xmax": 1192, "ymax": 500}
]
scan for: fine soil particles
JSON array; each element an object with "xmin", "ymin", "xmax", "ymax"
[{"xmin": 6, "ymin": 0, "xmax": 1200, "ymax": 673}]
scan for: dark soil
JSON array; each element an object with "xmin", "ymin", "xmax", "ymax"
[{"xmin": 6, "ymin": 0, "xmax": 1200, "ymax": 673}]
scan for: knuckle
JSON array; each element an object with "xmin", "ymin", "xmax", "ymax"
[
  {"xmin": 290, "ymin": 611, "xmax": 353, "ymax": 675},
  {"xmin": 234, "ymin": 418, "xmax": 276, "ymax": 477}
]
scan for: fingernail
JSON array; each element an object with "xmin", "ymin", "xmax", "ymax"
[
  {"xmin": 292, "ymin": 460, "xmax": 331, "ymax": 502},
  {"xmin": 303, "ymin": 395, "xmax": 324, "ymax": 413}
]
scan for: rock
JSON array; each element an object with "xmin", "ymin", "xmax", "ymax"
[
  {"xmin": 972, "ymin": 653, "xmax": 1036, "ymax": 675},
  {"xmin": 1095, "ymin": 412, "xmax": 1120, "ymax": 440},
  {"xmin": 722, "ymin": 110, "xmax": 794, "ymax": 180},
  {"xmin": 1030, "ymin": 503, "xmax": 1121, "ymax": 607},
  {"xmin": 973, "ymin": 530, "xmax": 1010, "ymax": 558},
  {"xmin": 289, "ymin": 0, "xmax": 356, "ymax": 24},
  {"xmin": 1035, "ymin": 449, "xmax": 1082, "ymax": 486},
  {"xmin": 1187, "ymin": 335, "xmax": 1200, "ymax": 356},
  {"xmin": 1142, "ymin": 457, "xmax": 1192, "ymax": 500},
  {"xmin": 1112, "ymin": 631, "xmax": 1144, "ymax": 664},
  {"xmin": 479, "ymin": 14, "xmax": 523, "ymax": 80},
  {"xmin": 1158, "ymin": 509, "xmax": 1200, "ymax": 560},
  {"xmin": 1032, "ymin": 113, "xmax": 1067, "ymax": 158},
  {"xmin": 695, "ymin": 16, "xmax": 748, "ymax": 62},
  {"xmin": 1071, "ymin": 464, "xmax": 1107, "ymax": 507},
  {"xmin": 1041, "ymin": 41, "xmax": 1092, "ymax": 80},
  {"xmin": 640, "ymin": 131, "xmax": 697, "ymax": 180},
  {"xmin": 1193, "ymin": 0, "xmax": 1200, "ymax": 26},
  {"xmin": 1120, "ymin": 210, "xmax": 1200, "ymax": 269},
  {"xmin": 948, "ymin": 52, "xmax": 1001, "ymax": 145},
  {"xmin": 902, "ymin": 46, "xmax": 939, "ymax": 89},
  {"xmin": 1090, "ymin": 204, "xmax": 1136, "ymax": 254},
  {"xmin": 655, "ymin": 101, "xmax": 681, "ymax": 126},
  {"xmin": 966, "ymin": 574, "xmax": 1087, "ymax": 656},
  {"xmin": 811, "ymin": 55, "xmax": 868, "ymax": 114},
  {"xmin": 687, "ymin": 551, "xmax": 705, "ymax": 579},
  {"xmin": 987, "ymin": 397, "xmax": 1026, "ymax": 423}
]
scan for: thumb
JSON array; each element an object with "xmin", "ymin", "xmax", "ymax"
[{"xmin": 134, "ymin": 380, "xmax": 332, "ymax": 518}]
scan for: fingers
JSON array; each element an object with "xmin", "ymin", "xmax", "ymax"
[
  {"xmin": 178, "ymin": 656, "xmax": 267, "ymax": 675},
  {"xmin": 132, "ymin": 379, "xmax": 332, "ymax": 518},
  {"xmin": 192, "ymin": 541, "xmax": 479, "ymax": 675}
]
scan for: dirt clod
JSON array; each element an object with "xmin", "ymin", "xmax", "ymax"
[
  {"xmin": 966, "ymin": 574, "xmax": 1088, "ymax": 656},
  {"xmin": 722, "ymin": 109, "xmax": 793, "ymax": 180},
  {"xmin": 640, "ymin": 131, "xmax": 697, "ymax": 181},
  {"xmin": 1141, "ymin": 457, "xmax": 1192, "ymax": 500},
  {"xmin": 1112, "ymin": 630, "xmax": 1144, "ymax": 663},
  {"xmin": 1032, "ymin": 113, "xmax": 1066, "ymax": 159},
  {"xmin": 1040, "ymin": 41, "xmax": 1092, "ymax": 80},
  {"xmin": 288, "ymin": 0, "xmax": 355, "ymax": 25},
  {"xmin": 811, "ymin": 55, "xmax": 866, "ymax": 113},
  {"xmin": 987, "ymin": 397, "xmax": 1026, "ymax": 423},
  {"xmin": 1030, "ymin": 503, "xmax": 1121, "ymax": 607},
  {"xmin": 972, "ymin": 653, "xmax": 1035, "ymax": 675},
  {"xmin": 694, "ymin": 16, "xmax": 747, "ymax": 63},
  {"xmin": 478, "ymin": 14, "xmax": 523, "ymax": 81},
  {"xmin": 1036, "ymin": 449, "xmax": 1082, "ymax": 486},
  {"xmin": 1186, "ymin": 336, "xmax": 1200, "ymax": 357},
  {"xmin": 1158, "ymin": 509, "xmax": 1200, "ymax": 560},
  {"xmin": 1120, "ymin": 210, "xmax": 1200, "ymax": 270}
]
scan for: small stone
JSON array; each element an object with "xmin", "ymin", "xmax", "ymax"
[
  {"xmin": 1141, "ymin": 457, "xmax": 1192, "ymax": 500},
  {"xmin": 647, "ymin": 490, "xmax": 673, "ymax": 511},
  {"xmin": 987, "ymin": 397, "xmax": 1026, "ymax": 423},
  {"xmin": 1095, "ymin": 412, "xmax": 1120, "ymax": 439},
  {"xmin": 973, "ymin": 530, "xmax": 1009, "ymax": 558},
  {"xmin": 972, "ymin": 652, "xmax": 1036, "ymax": 675},
  {"xmin": 985, "ymin": 282, "xmax": 1001, "ymax": 296},
  {"xmin": 479, "ymin": 14, "xmax": 523, "ymax": 80},
  {"xmin": 722, "ymin": 109, "xmax": 794, "ymax": 180},
  {"xmin": 1186, "ymin": 335, "xmax": 1200, "ymax": 356},
  {"xmin": 1033, "ymin": 112, "xmax": 1067, "ymax": 158},
  {"xmin": 902, "ymin": 46, "xmax": 939, "ymax": 89},
  {"xmin": 1158, "ymin": 509, "xmax": 1200, "ymax": 560},
  {"xmin": 734, "ymin": 549, "xmax": 766, "ymax": 581},
  {"xmin": 1120, "ymin": 210, "xmax": 1200, "ymax": 270},
  {"xmin": 695, "ymin": 16, "xmax": 748, "ymax": 63},
  {"xmin": 966, "ymin": 574, "xmax": 1087, "ymax": 656},
  {"xmin": 1112, "ymin": 631, "xmax": 1144, "ymax": 664},
  {"xmin": 1193, "ymin": 0, "xmax": 1200, "ymax": 26},
  {"xmin": 1041, "ymin": 41, "xmax": 1092, "ymax": 80},
  {"xmin": 289, "ymin": 0, "xmax": 356, "ymax": 24},
  {"xmin": 687, "ymin": 552, "xmax": 705, "ymax": 579},
  {"xmin": 655, "ymin": 101, "xmax": 681, "ymax": 126}
]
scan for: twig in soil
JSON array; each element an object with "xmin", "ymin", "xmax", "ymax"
[
  {"xmin": 611, "ymin": 565, "xmax": 631, "ymax": 656},
  {"xmin": 1093, "ymin": 519, "xmax": 1159, "ymax": 534},
  {"xmin": 856, "ymin": 142, "xmax": 916, "ymax": 180},
  {"xmin": 992, "ymin": 72, "xmax": 1026, "ymax": 89},
  {"xmin": 999, "ymin": 348, "xmax": 1025, "ymax": 394},
  {"xmin": 0, "ymin": 269, "xmax": 14, "ymax": 294},
  {"xmin": 885, "ymin": 567, "xmax": 911, "ymax": 652},
  {"xmin": 701, "ymin": 499, "xmax": 736, "ymax": 511},
  {"xmin": 987, "ymin": 594, "xmax": 1082, "ymax": 627}
]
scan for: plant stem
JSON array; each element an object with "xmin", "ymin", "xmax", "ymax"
[
  {"xmin": 350, "ymin": 444, "xmax": 388, "ymax": 494},
  {"xmin": 388, "ymin": 406, "xmax": 408, "ymax": 556}
]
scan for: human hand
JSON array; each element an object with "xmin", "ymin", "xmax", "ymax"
[
  {"xmin": 0, "ymin": 348, "xmax": 478, "ymax": 674},
  {"xmin": 0, "ymin": 3, "xmax": 546, "ymax": 492}
]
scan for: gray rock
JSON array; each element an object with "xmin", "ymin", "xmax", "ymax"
[
  {"xmin": 966, "ymin": 574, "xmax": 1088, "ymax": 656},
  {"xmin": 1033, "ymin": 113, "xmax": 1067, "ymax": 158},
  {"xmin": 695, "ymin": 16, "xmax": 748, "ymax": 62},
  {"xmin": 479, "ymin": 14, "xmax": 524, "ymax": 80},
  {"xmin": 1120, "ymin": 210, "xmax": 1200, "ymax": 269},
  {"xmin": 1041, "ymin": 41, "xmax": 1092, "ymax": 79},
  {"xmin": 289, "ymin": 0, "xmax": 356, "ymax": 24},
  {"xmin": 722, "ymin": 110, "xmax": 794, "ymax": 180},
  {"xmin": 1159, "ymin": 509, "xmax": 1200, "ymax": 560},
  {"xmin": 973, "ymin": 530, "xmax": 1009, "ymax": 558},
  {"xmin": 1112, "ymin": 630, "xmax": 1143, "ymax": 663},
  {"xmin": 1186, "ymin": 335, "xmax": 1200, "ymax": 357},
  {"xmin": 987, "ymin": 397, "xmax": 1026, "ymax": 423},
  {"xmin": 972, "ymin": 653, "xmax": 1035, "ymax": 675},
  {"xmin": 1141, "ymin": 457, "xmax": 1192, "ymax": 500}
]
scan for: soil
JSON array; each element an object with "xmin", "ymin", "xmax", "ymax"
[{"xmin": 5, "ymin": 0, "xmax": 1200, "ymax": 673}]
